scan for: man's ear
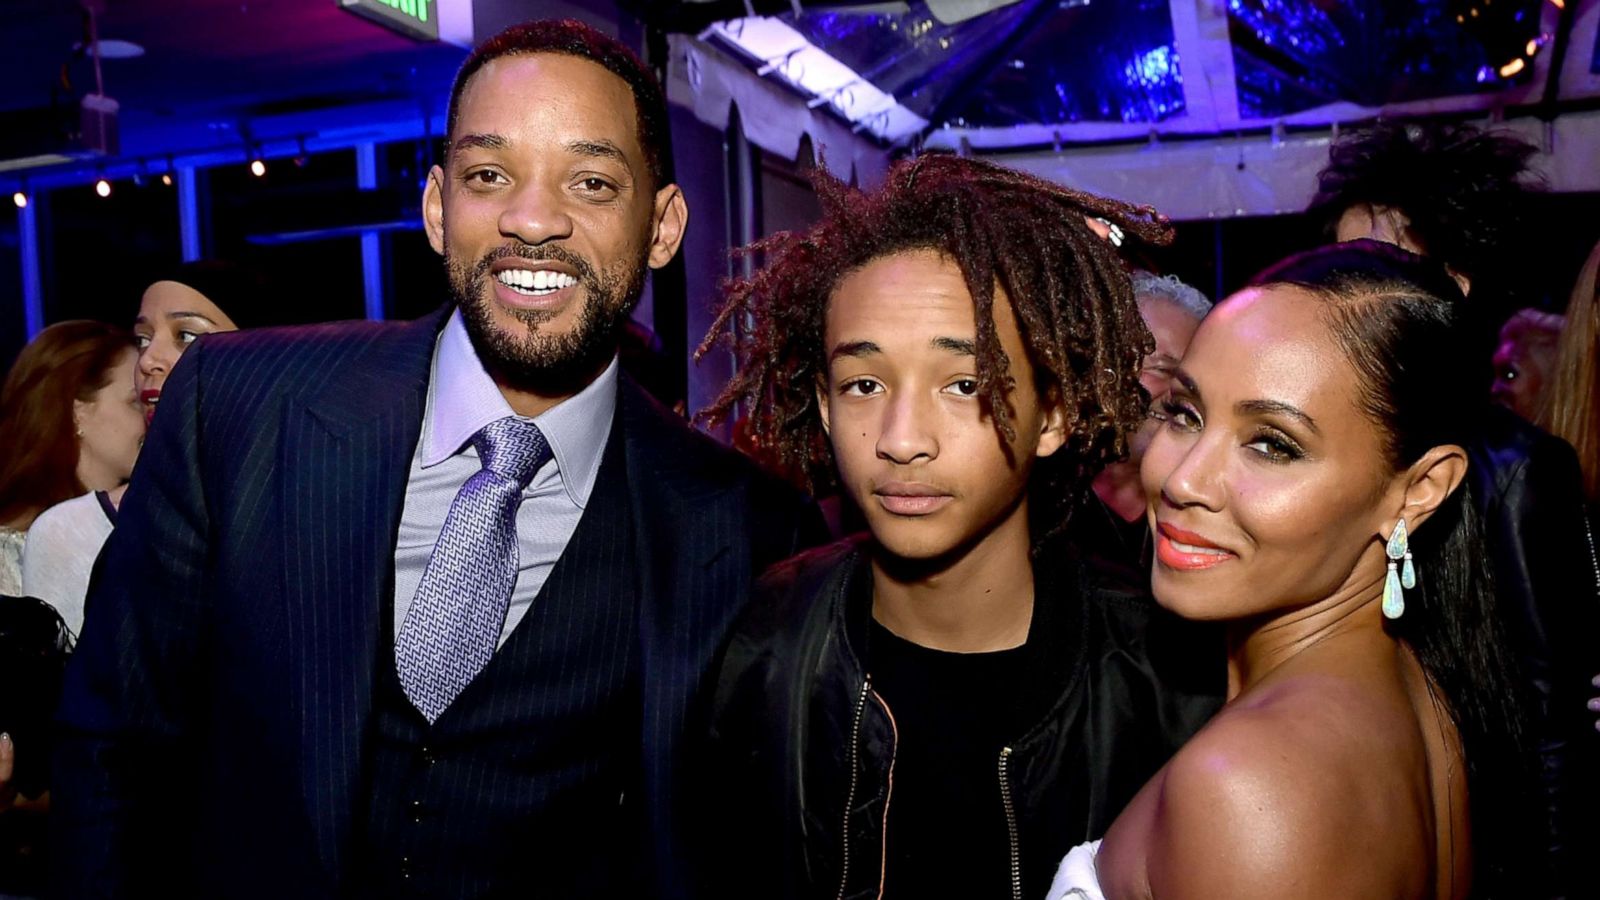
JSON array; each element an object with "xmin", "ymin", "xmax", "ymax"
[
  {"xmin": 815, "ymin": 375, "xmax": 832, "ymax": 437},
  {"xmin": 1382, "ymin": 443, "xmax": 1469, "ymax": 538},
  {"xmin": 647, "ymin": 184, "xmax": 689, "ymax": 270},
  {"xmin": 423, "ymin": 164, "xmax": 447, "ymax": 257},
  {"xmin": 1034, "ymin": 391, "xmax": 1069, "ymax": 459}
]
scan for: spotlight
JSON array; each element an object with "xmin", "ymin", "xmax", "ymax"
[
  {"xmin": 250, "ymin": 158, "xmax": 267, "ymax": 178},
  {"xmin": 1500, "ymin": 57, "xmax": 1527, "ymax": 77},
  {"xmin": 161, "ymin": 173, "xmax": 173, "ymax": 187},
  {"xmin": 12, "ymin": 191, "xmax": 26, "ymax": 209},
  {"xmin": 95, "ymin": 178, "xmax": 112, "ymax": 198},
  {"xmin": 1526, "ymin": 38, "xmax": 1540, "ymax": 56}
]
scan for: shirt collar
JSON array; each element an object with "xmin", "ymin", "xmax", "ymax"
[{"xmin": 421, "ymin": 309, "xmax": 618, "ymax": 508}]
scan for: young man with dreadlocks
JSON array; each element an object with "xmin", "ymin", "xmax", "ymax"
[{"xmin": 697, "ymin": 155, "xmax": 1221, "ymax": 900}]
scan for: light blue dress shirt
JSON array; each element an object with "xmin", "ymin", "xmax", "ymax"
[{"xmin": 391, "ymin": 309, "xmax": 619, "ymax": 647}]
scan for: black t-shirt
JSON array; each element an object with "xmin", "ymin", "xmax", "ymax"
[{"xmin": 866, "ymin": 581, "xmax": 1066, "ymax": 900}]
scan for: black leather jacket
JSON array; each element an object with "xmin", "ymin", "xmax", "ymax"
[
  {"xmin": 1468, "ymin": 407, "xmax": 1600, "ymax": 898},
  {"xmin": 703, "ymin": 540, "xmax": 1221, "ymax": 900}
]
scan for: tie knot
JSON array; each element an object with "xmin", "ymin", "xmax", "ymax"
[{"xmin": 471, "ymin": 417, "xmax": 551, "ymax": 489}]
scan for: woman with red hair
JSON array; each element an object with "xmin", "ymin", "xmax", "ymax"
[{"xmin": 0, "ymin": 321, "xmax": 144, "ymax": 597}]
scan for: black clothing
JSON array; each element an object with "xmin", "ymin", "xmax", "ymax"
[
  {"xmin": 1467, "ymin": 407, "xmax": 1600, "ymax": 897},
  {"xmin": 1063, "ymin": 493, "xmax": 1150, "ymax": 595},
  {"xmin": 866, "ymin": 556, "xmax": 1068, "ymax": 900},
  {"xmin": 357, "ymin": 424, "xmax": 641, "ymax": 899},
  {"xmin": 705, "ymin": 539, "xmax": 1223, "ymax": 900}
]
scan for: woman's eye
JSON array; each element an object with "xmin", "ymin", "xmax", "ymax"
[
  {"xmin": 1245, "ymin": 432, "xmax": 1304, "ymax": 463},
  {"xmin": 945, "ymin": 379, "xmax": 979, "ymax": 397},
  {"xmin": 179, "ymin": 331, "xmax": 203, "ymax": 346},
  {"xmin": 839, "ymin": 379, "xmax": 882, "ymax": 397},
  {"xmin": 134, "ymin": 335, "xmax": 151, "ymax": 350},
  {"xmin": 1157, "ymin": 398, "xmax": 1201, "ymax": 430}
]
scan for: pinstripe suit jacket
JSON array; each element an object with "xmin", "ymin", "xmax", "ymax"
[{"xmin": 52, "ymin": 307, "xmax": 822, "ymax": 899}]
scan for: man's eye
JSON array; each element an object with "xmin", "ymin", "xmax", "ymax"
[
  {"xmin": 466, "ymin": 170, "xmax": 505, "ymax": 186},
  {"xmin": 839, "ymin": 379, "xmax": 882, "ymax": 397},
  {"xmin": 945, "ymin": 379, "xmax": 979, "ymax": 396}
]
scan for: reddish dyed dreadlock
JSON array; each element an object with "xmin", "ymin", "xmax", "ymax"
[{"xmin": 697, "ymin": 153, "xmax": 1173, "ymax": 533}]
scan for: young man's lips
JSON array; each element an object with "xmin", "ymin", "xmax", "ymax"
[
  {"xmin": 873, "ymin": 483, "xmax": 953, "ymax": 516},
  {"xmin": 1154, "ymin": 522, "xmax": 1237, "ymax": 570}
]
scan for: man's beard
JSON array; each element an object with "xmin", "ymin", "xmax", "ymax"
[{"xmin": 447, "ymin": 241, "xmax": 647, "ymax": 397}]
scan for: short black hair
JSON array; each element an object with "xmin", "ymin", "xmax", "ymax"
[{"xmin": 446, "ymin": 19, "xmax": 673, "ymax": 187}]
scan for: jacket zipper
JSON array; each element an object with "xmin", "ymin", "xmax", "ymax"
[
  {"xmin": 998, "ymin": 746, "xmax": 1021, "ymax": 900},
  {"xmin": 1583, "ymin": 512, "xmax": 1600, "ymax": 598},
  {"xmin": 837, "ymin": 677, "xmax": 872, "ymax": 900}
]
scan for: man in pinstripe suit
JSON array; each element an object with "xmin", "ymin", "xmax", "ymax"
[{"xmin": 53, "ymin": 20, "xmax": 821, "ymax": 900}]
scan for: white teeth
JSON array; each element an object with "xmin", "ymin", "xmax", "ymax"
[
  {"xmin": 496, "ymin": 269, "xmax": 577, "ymax": 295},
  {"xmin": 1171, "ymin": 538, "xmax": 1227, "ymax": 556}
]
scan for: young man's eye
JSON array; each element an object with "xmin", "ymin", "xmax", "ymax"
[
  {"xmin": 839, "ymin": 379, "xmax": 883, "ymax": 397},
  {"xmin": 465, "ymin": 169, "xmax": 505, "ymax": 187},
  {"xmin": 945, "ymin": 379, "xmax": 979, "ymax": 396}
]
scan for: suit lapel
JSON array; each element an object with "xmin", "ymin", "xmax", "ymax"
[{"xmin": 278, "ymin": 308, "xmax": 445, "ymax": 879}]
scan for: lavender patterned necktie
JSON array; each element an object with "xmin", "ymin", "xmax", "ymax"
[{"xmin": 395, "ymin": 416, "xmax": 552, "ymax": 723}]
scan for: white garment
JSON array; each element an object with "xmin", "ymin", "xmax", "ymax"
[
  {"xmin": 21, "ymin": 492, "xmax": 115, "ymax": 635},
  {"xmin": 1047, "ymin": 839, "xmax": 1106, "ymax": 900},
  {"xmin": 0, "ymin": 527, "xmax": 23, "ymax": 597}
]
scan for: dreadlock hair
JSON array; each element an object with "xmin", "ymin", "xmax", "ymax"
[{"xmin": 697, "ymin": 153, "xmax": 1173, "ymax": 537}]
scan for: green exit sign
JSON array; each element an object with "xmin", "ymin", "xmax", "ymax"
[{"xmin": 339, "ymin": 0, "xmax": 438, "ymax": 41}]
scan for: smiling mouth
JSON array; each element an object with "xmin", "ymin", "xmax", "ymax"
[
  {"xmin": 1154, "ymin": 523, "xmax": 1237, "ymax": 570},
  {"xmin": 494, "ymin": 268, "xmax": 578, "ymax": 297}
]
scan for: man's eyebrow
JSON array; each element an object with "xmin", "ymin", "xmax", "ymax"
[
  {"xmin": 451, "ymin": 133, "xmax": 509, "ymax": 155},
  {"xmin": 931, "ymin": 336, "xmax": 977, "ymax": 356},
  {"xmin": 566, "ymin": 139, "xmax": 632, "ymax": 172},
  {"xmin": 830, "ymin": 340, "xmax": 880, "ymax": 361},
  {"xmin": 1237, "ymin": 399, "xmax": 1320, "ymax": 434}
]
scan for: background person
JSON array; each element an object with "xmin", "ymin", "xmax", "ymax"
[
  {"xmin": 0, "ymin": 321, "xmax": 142, "ymax": 596},
  {"xmin": 1074, "ymin": 271, "xmax": 1211, "ymax": 588},
  {"xmin": 22, "ymin": 261, "xmax": 270, "ymax": 635}
]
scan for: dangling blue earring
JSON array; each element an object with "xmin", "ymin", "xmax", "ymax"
[{"xmin": 1383, "ymin": 519, "xmax": 1410, "ymax": 619}]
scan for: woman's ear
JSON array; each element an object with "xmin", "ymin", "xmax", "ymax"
[{"xmin": 1387, "ymin": 444, "xmax": 1469, "ymax": 536}]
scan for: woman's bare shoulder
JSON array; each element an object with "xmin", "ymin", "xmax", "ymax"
[{"xmin": 1140, "ymin": 676, "xmax": 1432, "ymax": 900}]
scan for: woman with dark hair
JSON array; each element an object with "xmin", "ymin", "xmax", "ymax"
[
  {"xmin": 0, "ymin": 321, "xmax": 143, "ymax": 597},
  {"xmin": 1048, "ymin": 241, "xmax": 1539, "ymax": 900},
  {"xmin": 21, "ymin": 261, "xmax": 266, "ymax": 633}
]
